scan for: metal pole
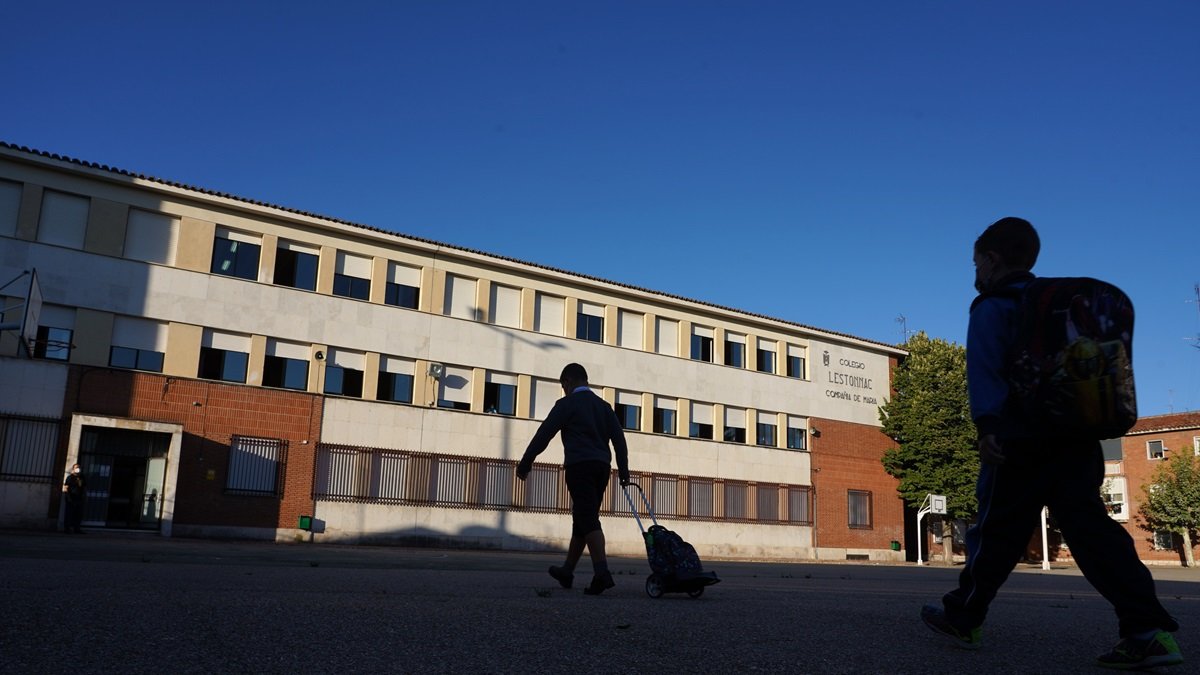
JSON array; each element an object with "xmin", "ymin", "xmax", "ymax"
[{"xmin": 1041, "ymin": 507, "xmax": 1050, "ymax": 571}]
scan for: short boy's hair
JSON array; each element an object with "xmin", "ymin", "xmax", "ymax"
[
  {"xmin": 975, "ymin": 217, "xmax": 1040, "ymax": 270},
  {"xmin": 560, "ymin": 362, "xmax": 588, "ymax": 384}
]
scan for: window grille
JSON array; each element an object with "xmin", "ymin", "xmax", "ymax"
[{"xmin": 226, "ymin": 436, "xmax": 286, "ymax": 496}]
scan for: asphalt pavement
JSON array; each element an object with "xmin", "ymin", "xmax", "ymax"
[{"xmin": 2, "ymin": 529, "xmax": 1198, "ymax": 674}]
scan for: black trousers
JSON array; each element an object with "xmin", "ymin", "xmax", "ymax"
[
  {"xmin": 564, "ymin": 461, "xmax": 610, "ymax": 537},
  {"xmin": 943, "ymin": 438, "xmax": 1178, "ymax": 637},
  {"xmin": 64, "ymin": 498, "xmax": 84, "ymax": 532}
]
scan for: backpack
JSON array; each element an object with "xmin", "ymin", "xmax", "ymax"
[
  {"xmin": 644, "ymin": 524, "xmax": 704, "ymax": 578},
  {"xmin": 989, "ymin": 277, "xmax": 1137, "ymax": 439}
]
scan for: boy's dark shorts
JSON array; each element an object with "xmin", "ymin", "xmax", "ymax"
[{"xmin": 565, "ymin": 460, "xmax": 610, "ymax": 537}]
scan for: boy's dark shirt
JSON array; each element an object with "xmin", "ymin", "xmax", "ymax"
[{"xmin": 518, "ymin": 388, "xmax": 629, "ymax": 479}]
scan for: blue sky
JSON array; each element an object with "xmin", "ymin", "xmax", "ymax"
[{"xmin": 3, "ymin": 1, "xmax": 1198, "ymax": 415}]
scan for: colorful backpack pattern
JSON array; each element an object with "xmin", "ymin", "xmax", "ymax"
[
  {"xmin": 1003, "ymin": 277, "xmax": 1137, "ymax": 439},
  {"xmin": 644, "ymin": 524, "xmax": 704, "ymax": 577}
]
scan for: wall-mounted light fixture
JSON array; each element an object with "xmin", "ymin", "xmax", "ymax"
[
  {"xmin": 314, "ymin": 351, "xmax": 325, "ymax": 361},
  {"xmin": 427, "ymin": 362, "xmax": 445, "ymax": 379}
]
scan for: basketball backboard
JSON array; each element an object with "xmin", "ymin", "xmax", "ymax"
[{"xmin": 0, "ymin": 268, "xmax": 42, "ymax": 358}]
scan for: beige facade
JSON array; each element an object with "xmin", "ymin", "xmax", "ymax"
[{"xmin": 0, "ymin": 143, "xmax": 905, "ymax": 560}]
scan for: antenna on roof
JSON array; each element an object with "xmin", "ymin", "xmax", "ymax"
[{"xmin": 896, "ymin": 314, "xmax": 914, "ymax": 342}]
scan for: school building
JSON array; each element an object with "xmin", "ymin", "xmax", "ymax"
[{"xmin": 0, "ymin": 141, "xmax": 906, "ymax": 561}]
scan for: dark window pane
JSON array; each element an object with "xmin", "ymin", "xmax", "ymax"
[
  {"xmin": 34, "ymin": 326, "xmax": 72, "ymax": 361},
  {"xmin": 787, "ymin": 427, "xmax": 808, "ymax": 450},
  {"xmin": 484, "ymin": 382, "xmax": 517, "ymax": 416},
  {"xmin": 437, "ymin": 400, "xmax": 471, "ymax": 411},
  {"xmin": 137, "ymin": 350, "xmax": 165, "ymax": 373},
  {"xmin": 222, "ymin": 351, "xmax": 248, "ymax": 383},
  {"xmin": 787, "ymin": 356, "xmax": 805, "ymax": 379},
  {"xmin": 757, "ymin": 423, "xmax": 777, "ymax": 446},
  {"xmin": 110, "ymin": 346, "xmax": 139, "ymax": 369},
  {"xmin": 616, "ymin": 403, "xmax": 640, "ymax": 431},
  {"xmin": 333, "ymin": 274, "xmax": 371, "ymax": 300},
  {"xmin": 325, "ymin": 366, "xmax": 363, "ymax": 397},
  {"xmin": 211, "ymin": 239, "xmax": 260, "ymax": 280},
  {"xmin": 576, "ymin": 314, "xmax": 603, "ymax": 342},
  {"xmin": 264, "ymin": 356, "xmax": 308, "ymax": 390},
  {"xmin": 691, "ymin": 335, "xmax": 712, "ymax": 362},
  {"xmin": 198, "ymin": 347, "xmax": 223, "ymax": 380},
  {"xmin": 378, "ymin": 372, "xmax": 414, "ymax": 403},
  {"xmin": 654, "ymin": 409, "xmax": 675, "ymax": 434},
  {"xmin": 757, "ymin": 349, "xmax": 775, "ymax": 374},
  {"xmin": 689, "ymin": 422, "xmax": 714, "ymax": 440},
  {"xmin": 275, "ymin": 249, "xmax": 318, "ymax": 291},
  {"xmin": 724, "ymin": 426, "xmax": 746, "ymax": 443},
  {"xmin": 725, "ymin": 342, "xmax": 744, "ymax": 368},
  {"xmin": 385, "ymin": 283, "xmax": 420, "ymax": 309}
]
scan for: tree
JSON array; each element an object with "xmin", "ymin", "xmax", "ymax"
[
  {"xmin": 1139, "ymin": 451, "xmax": 1200, "ymax": 568},
  {"xmin": 880, "ymin": 331, "xmax": 978, "ymax": 563}
]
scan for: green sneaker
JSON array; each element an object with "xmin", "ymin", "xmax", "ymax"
[
  {"xmin": 1097, "ymin": 631, "xmax": 1183, "ymax": 670},
  {"xmin": 920, "ymin": 604, "xmax": 981, "ymax": 650}
]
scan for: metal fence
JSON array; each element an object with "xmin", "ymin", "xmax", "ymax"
[
  {"xmin": 314, "ymin": 443, "xmax": 812, "ymax": 525},
  {"xmin": 0, "ymin": 413, "xmax": 61, "ymax": 483}
]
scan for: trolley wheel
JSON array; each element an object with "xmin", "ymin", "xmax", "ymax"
[
  {"xmin": 645, "ymin": 574, "xmax": 664, "ymax": 598},
  {"xmin": 687, "ymin": 587, "xmax": 705, "ymax": 599}
]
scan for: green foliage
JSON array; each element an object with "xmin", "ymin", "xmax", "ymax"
[
  {"xmin": 879, "ymin": 331, "xmax": 978, "ymax": 518},
  {"xmin": 1140, "ymin": 451, "xmax": 1200, "ymax": 536}
]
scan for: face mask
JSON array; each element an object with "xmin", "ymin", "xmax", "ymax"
[{"xmin": 72, "ymin": 468, "xmax": 80, "ymax": 474}]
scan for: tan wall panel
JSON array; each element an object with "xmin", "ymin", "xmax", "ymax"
[
  {"xmin": 259, "ymin": 233, "xmax": 279, "ymax": 283},
  {"xmin": 15, "ymin": 183, "xmax": 42, "ymax": 241},
  {"xmin": 84, "ymin": 198, "xmax": 128, "ymax": 257},
  {"xmin": 164, "ymin": 322, "xmax": 202, "ymax": 377},
  {"xmin": 247, "ymin": 334, "xmax": 267, "ymax": 387},
  {"xmin": 362, "ymin": 352, "xmax": 381, "ymax": 400},
  {"xmin": 316, "ymin": 245, "xmax": 335, "ymax": 295},
  {"xmin": 70, "ymin": 308, "xmax": 113, "ymax": 366},
  {"xmin": 176, "ymin": 217, "xmax": 215, "ymax": 273}
]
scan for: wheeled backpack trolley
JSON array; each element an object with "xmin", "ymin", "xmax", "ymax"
[{"xmin": 622, "ymin": 482, "xmax": 720, "ymax": 598}]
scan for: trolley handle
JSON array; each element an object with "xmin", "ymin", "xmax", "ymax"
[{"xmin": 621, "ymin": 481, "xmax": 659, "ymax": 533}]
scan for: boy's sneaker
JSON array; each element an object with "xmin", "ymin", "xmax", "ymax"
[
  {"xmin": 547, "ymin": 566, "xmax": 573, "ymax": 589},
  {"xmin": 920, "ymin": 604, "xmax": 982, "ymax": 650},
  {"xmin": 1096, "ymin": 631, "xmax": 1183, "ymax": 670},
  {"xmin": 583, "ymin": 571, "xmax": 615, "ymax": 595}
]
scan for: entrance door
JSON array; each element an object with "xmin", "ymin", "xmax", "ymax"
[{"xmin": 79, "ymin": 427, "xmax": 170, "ymax": 531}]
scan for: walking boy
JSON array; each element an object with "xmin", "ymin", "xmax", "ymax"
[
  {"xmin": 517, "ymin": 363, "xmax": 630, "ymax": 595},
  {"xmin": 921, "ymin": 217, "xmax": 1182, "ymax": 669}
]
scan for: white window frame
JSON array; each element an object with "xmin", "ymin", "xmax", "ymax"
[{"xmin": 1147, "ymin": 440, "xmax": 1165, "ymax": 460}]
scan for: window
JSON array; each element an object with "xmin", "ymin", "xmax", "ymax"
[
  {"xmin": 534, "ymin": 293, "xmax": 565, "ymax": 336},
  {"xmin": 211, "ymin": 228, "xmax": 261, "ymax": 280},
  {"xmin": 484, "ymin": 373, "xmax": 518, "ymax": 416},
  {"xmin": 724, "ymin": 407, "xmax": 746, "ymax": 443},
  {"xmin": 332, "ymin": 252, "xmax": 372, "ymax": 300},
  {"xmin": 33, "ymin": 306, "xmax": 75, "ymax": 361},
  {"xmin": 756, "ymin": 420, "xmax": 777, "ymax": 447},
  {"xmin": 1101, "ymin": 477, "xmax": 1127, "ymax": 520},
  {"xmin": 437, "ymin": 365, "xmax": 472, "ymax": 410},
  {"xmin": 1194, "ymin": 437, "xmax": 1200, "ymax": 456},
  {"xmin": 1154, "ymin": 530, "xmax": 1175, "ymax": 551},
  {"xmin": 444, "ymin": 274, "xmax": 478, "ymax": 320},
  {"xmin": 488, "ymin": 284, "xmax": 522, "ymax": 328},
  {"xmin": 532, "ymin": 378, "xmax": 562, "ymax": 419},
  {"xmin": 274, "ymin": 241, "xmax": 319, "ymax": 291},
  {"xmin": 616, "ymin": 392, "xmax": 641, "ymax": 431},
  {"xmin": 385, "ymin": 262, "xmax": 421, "ymax": 309},
  {"xmin": 324, "ymin": 349, "xmax": 364, "ymax": 398},
  {"xmin": 109, "ymin": 324, "xmax": 163, "ymax": 371},
  {"xmin": 34, "ymin": 326, "xmax": 73, "ymax": 361},
  {"xmin": 786, "ymin": 345, "xmax": 807, "ymax": 379},
  {"xmin": 378, "ymin": 357, "xmax": 415, "ymax": 404},
  {"xmin": 786, "ymin": 424, "xmax": 808, "ymax": 451},
  {"xmin": 788, "ymin": 487, "xmax": 811, "ymax": 524},
  {"xmin": 849, "ymin": 490, "xmax": 873, "ymax": 528},
  {"xmin": 691, "ymin": 326, "xmax": 714, "ymax": 362},
  {"xmin": 263, "ymin": 340, "xmax": 310, "ymax": 391},
  {"xmin": 1147, "ymin": 440, "xmax": 1166, "ymax": 460},
  {"xmin": 655, "ymin": 318, "xmax": 678, "ymax": 356},
  {"xmin": 37, "ymin": 190, "xmax": 88, "ymax": 248},
  {"xmin": 617, "ymin": 310, "xmax": 643, "ymax": 349},
  {"xmin": 653, "ymin": 398, "xmax": 676, "ymax": 435},
  {"xmin": 577, "ymin": 302, "xmax": 604, "ymax": 342},
  {"xmin": 0, "ymin": 179, "xmax": 20, "ymax": 238},
  {"xmin": 757, "ymin": 343, "xmax": 776, "ymax": 374},
  {"xmin": 725, "ymin": 333, "xmax": 746, "ymax": 368},
  {"xmin": 124, "ymin": 209, "xmax": 179, "ymax": 265},
  {"xmin": 690, "ymin": 402, "xmax": 714, "ymax": 439},
  {"xmin": 198, "ymin": 331, "xmax": 250, "ymax": 383},
  {"xmin": 226, "ymin": 435, "xmax": 285, "ymax": 496}
]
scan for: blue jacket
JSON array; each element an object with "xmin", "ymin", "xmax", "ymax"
[
  {"xmin": 519, "ymin": 388, "xmax": 630, "ymax": 477},
  {"xmin": 967, "ymin": 273, "xmax": 1035, "ymax": 439}
]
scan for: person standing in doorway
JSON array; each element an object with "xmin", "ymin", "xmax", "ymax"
[
  {"xmin": 63, "ymin": 463, "xmax": 86, "ymax": 534},
  {"xmin": 920, "ymin": 217, "xmax": 1181, "ymax": 669},
  {"xmin": 517, "ymin": 363, "xmax": 631, "ymax": 595}
]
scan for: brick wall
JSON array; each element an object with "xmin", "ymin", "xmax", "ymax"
[
  {"xmin": 1120, "ymin": 414, "xmax": 1200, "ymax": 564},
  {"xmin": 809, "ymin": 416, "xmax": 902, "ymax": 551},
  {"xmin": 65, "ymin": 367, "xmax": 323, "ymax": 531}
]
